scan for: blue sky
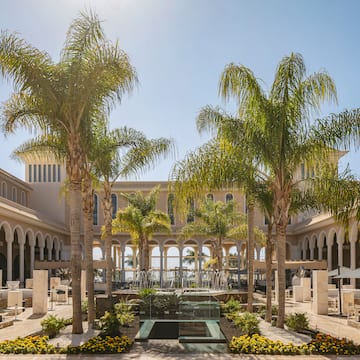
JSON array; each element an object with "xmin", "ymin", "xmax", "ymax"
[{"xmin": 1, "ymin": 0, "xmax": 360, "ymax": 181}]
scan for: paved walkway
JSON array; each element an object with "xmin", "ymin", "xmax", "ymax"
[{"xmin": 0, "ymin": 296, "xmax": 358, "ymax": 359}]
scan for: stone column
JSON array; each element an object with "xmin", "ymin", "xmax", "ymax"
[
  {"xmin": 39, "ymin": 245, "xmax": 44, "ymax": 261},
  {"xmin": 327, "ymin": 240, "xmax": 332, "ymax": 271},
  {"xmin": 6, "ymin": 235, "xmax": 13, "ymax": 281},
  {"xmin": 159, "ymin": 244, "xmax": 164, "ymax": 288},
  {"xmin": 30, "ymin": 244, "xmax": 35, "ymax": 278},
  {"xmin": 32, "ymin": 270, "xmax": 48, "ymax": 315},
  {"xmin": 19, "ymin": 242, "xmax": 24, "ymax": 285},
  {"xmin": 312, "ymin": 270, "xmax": 328, "ymax": 315},
  {"xmin": 338, "ymin": 232, "xmax": 344, "ymax": 268},
  {"xmin": 274, "ymin": 270, "xmax": 279, "ymax": 304},
  {"xmin": 350, "ymin": 227, "xmax": 357, "ymax": 288},
  {"xmin": 121, "ymin": 244, "xmax": 126, "ymax": 283},
  {"xmin": 236, "ymin": 241, "xmax": 242, "ymax": 289},
  {"xmin": 318, "ymin": 237, "xmax": 323, "ymax": 261},
  {"xmin": 179, "ymin": 245, "xmax": 183, "ymax": 288},
  {"xmin": 198, "ymin": 244, "xmax": 203, "ymax": 287},
  {"xmin": 310, "ymin": 241, "xmax": 314, "ymax": 260}
]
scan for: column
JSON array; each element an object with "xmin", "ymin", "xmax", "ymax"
[
  {"xmin": 310, "ymin": 241, "xmax": 314, "ymax": 260},
  {"xmin": 198, "ymin": 244, "xmax": 203, "ymax": 287},
  {"xmin": 121, "ymin": 244, "xmax": 126, "ymax": 283},
  {"xmin": 350, "ymin": 226, "xmax": 357, "ymax": 288},
  {"xmin": 337, "ymin": 231, "xmax": 344, "ymax": 266},
  {"xmin": 179, "ymin": 245, "xmax": 183, "ymax": 288},
  {"xmin": 318, "ymin": 237, "xmax": 323, "ymax": 261},
  {"xmin": 47, "ymin": 246, "xmax": 52, "ymax": 261},
  {"xmin": 236, "ymin": 241, "xmax": 242, "ymax": 289},
  {"xmin": 19, "ymin": 242, "xmax": 24, "ymax": 285},
  {"xmin": 159, "ymin": 244, "xmax": 164, "ymax": 288},
  {"xmin": 7, "ymin": 235, "xmax": 13, "ymax": 281},
  {"xmin": 30, "ymin": 244, "xmax": 35, "ymax": 278},
  {"xmin": 327, "ymin": 239, "xmax": 332, "ymax": 271},
  {"xmin": 39, "ymin": 246, "xmax": 44, "ymax": 261}
]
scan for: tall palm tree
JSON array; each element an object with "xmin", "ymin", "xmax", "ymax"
[
  {"xmin": 172, "ymin": 53, "xmax": 359, "ymax": 327},
  {"xmin": 0, "ymin": 10, "xmax": 137, "ymax": 333},
  {"xmin": 217, "ymin": 52, "xmax": 358, "ymax": 327},
  {"xmin": 112, "ymin": 186, "xmax": 171, "ymax": 272},
  {"xmin": 93, "ymin": 126, "xmax": 173, "ymax": 295},
  {"xmin": 179, "ymin": 199, "xmax": 264, "ymax": 273}
]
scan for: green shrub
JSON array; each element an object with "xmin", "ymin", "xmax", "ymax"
[
  {"xmin": 81, "ymin": 299, "xmax": 88, "ymax": 314},
  {"xmin": 233, "ymin": 312, "xmax": 260, "ymax": 336},
  {"xmin": 285, "ymin": 312, "xmax": 309, "ymax": 331},
  {"xmin": 257, "ymin": 304, "xmax": 278, "ymax": 319},
  {"xmin": 138, "ymin": 288, "xmax": 156, "ymax": 298},
  {"xmin": 40, "ymin": 315, "xmax": 66, "ymax": 338},
  {"xmin": 100, "ymin": 301, "xmax": 135, "ymax": 336},
  {"xmin": 222, "ymin": 297, "xmax": 241, "ymax": 314}
]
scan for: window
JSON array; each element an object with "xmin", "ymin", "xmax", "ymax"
[
  {"xmin": 57, "ymin": 165, "xmax": 61, "ymax": 182},
  {"xmin": 168, "ymin": 193, "xmax": 175, "ymax": 225},
  {"xmin": 53, "ymin": 165, "xmax": 56, "ymax": 183},
  {"xmin": 207, "ymin": 193, "xmax": 214, "ymax": 201},
  {"xmin": 111, "ymin": 194, "xmax": 117, "ymax": 219},
  {"xmin": 225, "ymin": 193, "xmax": 233, "ymax": 202},
  {"xmin": 43, "ymin": 165, "xmax": 47, "ymax": 182},
  {"xmin": 33, "ymin": 165, "xmax": 37, "ymax": 182},
  {"xmin": 48, "ymin": 164, "xmax": 51, "ymax": 182},
  {"xmin": 187, "ymin": 198, "xmax": 195, "ymax": 223},
  {"xmin": 12, "ymin": 187, "xmax": 16, "ymax": 202},
  {"xmin": 38, "ymin": 164, "xmax": 41, "ymax": 182},
  {"xmin": 1, "ymin": 182, "xmax": 7, "ymax": 198},
  {"xmin": 93, "ymin": 194, "xmax": 98, "ymax": 225},
  {"xmin": 29, "ymin": 165, "xmax": 32, "ymax": 182},
  {"xmin": 265, "ymin": 216, "xmax": 270, "ymax": 225},
  {"xmin": 21, "ymin": 191, "xmax": 26, "ymax": 206}
]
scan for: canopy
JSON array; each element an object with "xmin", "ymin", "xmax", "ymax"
[{"xmin": 329, "ymin": 266, "xmax": 360, "ymax": 279}]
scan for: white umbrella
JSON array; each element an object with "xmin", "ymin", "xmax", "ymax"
[{"xmin": 328, "ymin": 266, "xmax": 352, "ymax": 278}]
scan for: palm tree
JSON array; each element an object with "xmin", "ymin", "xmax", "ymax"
[
  {"xmin": 93, "ymin": 126, "xmax": 173, "ymax": 295},
  {"xmin": 172, "ymin": 53, "xmax": 359, "ymax": 327},
  {"xmin": 180, "ymin": 199, "xmax": 264, "ymax": 273},
  {"xmin": 0, "ymin": 10, "xmax": 137, "ymax": 333},
  {"xmin": 216, "ymin": 52, "xmax": 358, "ymax": 327},
  {"xmin": 112, "ymin": 186, "xmax": 171, "ymax": 272}
]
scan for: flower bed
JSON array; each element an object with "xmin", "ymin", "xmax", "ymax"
[
  {"xmin": 229, "ymin": 333, "xmax": 360, "ymax": 355},
  {"xmin": 0, "ymin": 335, "xmax": 132, "ymax": 355}
]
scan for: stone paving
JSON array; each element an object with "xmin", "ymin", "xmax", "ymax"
[{"xmin": 0, "ymin": 295, "xmax": 359, "ymax": 359}]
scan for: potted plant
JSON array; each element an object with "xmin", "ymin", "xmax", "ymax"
[{"xmin": 40, "ymin": 315, "xmax": 66, "ymax": 338}]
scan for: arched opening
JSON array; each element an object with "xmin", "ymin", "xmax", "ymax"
[{"xmin": 331, "ymin": 233, "xmax": 338, "ymax": 270}]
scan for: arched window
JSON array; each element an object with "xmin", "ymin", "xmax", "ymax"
[
  {"xmin": 21, "ymin": 191, "xmax": 26, "ymax": 206},
  {"xmin": 168, "ymin": 193, "xmax": 175, "ymax": 225},
  {"xmin": 187, "ymin": 198, "xmax": 195, "ymax": 223},
  {"xmin": 225, "ymin": 193, "xmax": 233, "ymax": 202},
  {"xmin": 207, "ymin": 193, "xmax": 214, "ymax": 201},
  {"xmin": 93, "ymin": 194, "xmax": 98, "ymax": 225},
  {"xmin": 2, "ymin": 182, "xmax": 7, "ymax": 198},
  {"xmin": 48, "ymin": 164, "xmax": 52, "ymax": 182},
  {"xmin": 33, "ymin": 165, "xmax": 37, "ymax": 182},
  {"xmin": 111, "ymin": 194, "xmax": 117, "ymax": 219},
  {"xmin": 12, "ymin": 187, "xmax": 17, "ymax": 202},
  {"xmin": 28, "ymin": 164, "xmax": 32, "ymax": 182}
]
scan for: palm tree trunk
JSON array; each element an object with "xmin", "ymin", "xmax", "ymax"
[
  {"xmin": 82, "ymin": 172, "xmax": 95, "ymax": 327},
  {"xmin": 265, "ymin": 223, "xmax": 273, "ymax": 323},
  {"xmin": 69, "ymin": 182, "xmax": 83, "ymax": 334},
  {"xmin": 143, "ymin": 238, "xmax": 150, "ymax": 272},
  {"xmin": 247, "ymin": 197, "xmax": 255, "ymax": 313},
  {"xmin": 215, "ymin": 238, "xmax": 223, "ymax": 271},
  {"xmin": 276, "ymin": 222, "xmax": 286, "ymax": 328},
  {"xmin": 102, "ymin": 180, "xmax": 113, "ymax": 296}
]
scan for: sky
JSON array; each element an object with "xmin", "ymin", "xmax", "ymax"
[{"xmin": 1, "ymin": 0, "xmax": 360, "ymax": 181}]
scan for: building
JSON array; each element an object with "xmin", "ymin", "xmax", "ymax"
[{"xmin": 0, "ymin": 152, "xmax": 359, "ymax": 288}]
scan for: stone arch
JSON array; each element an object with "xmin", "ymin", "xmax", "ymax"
[{"xmin": 319, "ymin": 231, "xmax": 327, "ymax": 260}]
